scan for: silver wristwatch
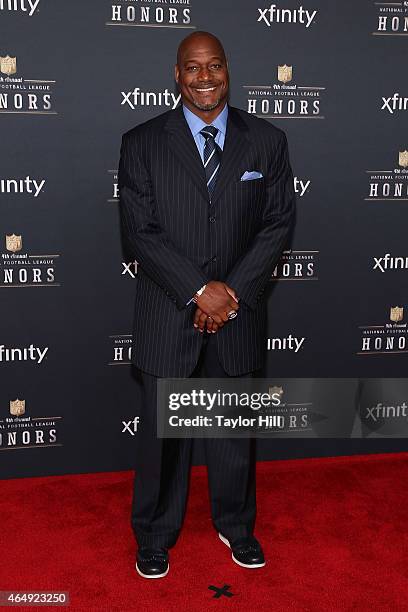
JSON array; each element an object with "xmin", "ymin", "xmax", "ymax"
[{"xmin": 192, "ymin": 284, "xmax": 207, "ymax": 304}]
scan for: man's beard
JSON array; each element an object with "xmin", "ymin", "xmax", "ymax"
[{"xmin": 191, "ymin": 97, "xmax": 221, "ymax": 111}]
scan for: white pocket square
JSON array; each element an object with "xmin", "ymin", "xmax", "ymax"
[{"xmin": 240, "ymin": 170, "xmax": 263, "ymax": 181}]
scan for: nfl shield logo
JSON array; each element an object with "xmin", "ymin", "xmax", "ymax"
[
  {"xmin": 278, "ymin": 65, "xmax": 292, "ymax": 83},
  {"xmin": 390, "ymin": 306, "xmax": 404, "ymax": 323},
  {"xmin": 0, "ymin": 56, "xmax": 17, "ymax": 76},
  {"xmin": 399, "ymin": 151, "xmax": 408, "ymax": 168},
  {"xmin": 268, "ymin": 386, "xmax": 284, "ymax": 399},
  {"xmin": 6, "ymin": 234, "xmax": 23, "ymax": 253},
  {"xmin": 10, "ymin": 399, "xmax": 25, "ymax": 417}
]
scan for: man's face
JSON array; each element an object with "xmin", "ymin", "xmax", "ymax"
[{"xmin": 175, "ymin": 36, "xmax": 229, "ymax": 113}]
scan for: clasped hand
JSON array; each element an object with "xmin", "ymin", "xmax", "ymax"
[{"xmin": 193, "ymin": 280, "xmax": 239, "ymax": 334}]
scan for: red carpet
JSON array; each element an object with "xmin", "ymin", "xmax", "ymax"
[{"xmin": 2, "ymin": 453, "xmax": 408, "ymax": 611}]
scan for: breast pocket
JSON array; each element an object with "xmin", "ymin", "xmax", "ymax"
[{"xmin": 235, "ymin": 177, "xmax": 266, "ymax": 199}]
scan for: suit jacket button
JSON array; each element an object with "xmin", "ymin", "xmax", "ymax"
[{"xmin": 209, "ymin": 216, "xmax": 216, "ymax": 223}]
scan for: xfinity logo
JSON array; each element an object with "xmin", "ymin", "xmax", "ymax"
[
  {"xmin": 381, "ymin": 93, "xmax": 408, "ymax": 114},
  {"xmin": 293, "ymin": 177, "xmax": 311, "ymax": 197},
  {"xmin": 257, "ymin": 4, "xmax": 317, "ymax": 28},
  {"xmin": 373, "ymin": 254, "xmax": 408, "ymax": 273},
  {"xmin": 267, "ymin": 335, "xmax": 305, "ymax": 352},
  {"xmin": 122, "ymin": 417, "xmax": 140, "ymax": 436},
  {"xmin": 0, "ymin": 176, "xmax": 45, "ymax": 198},
  {"xmin": 0, "ymin": 0, "xmax": 40, "ymax": 16},
  {"xmin": 365, "ymin": 402, "xmax": 408, "ymax": 422},
  {"xmin": 121, "ymin": 88, "xmax": 181, "ymax": 110},
  {"xmin": 122, "ymin": 261, "xmax": 138, "ymax": 278},
  {"xmin": 0, "ymin": 344, "xmax": 48, "ymax": 364}
]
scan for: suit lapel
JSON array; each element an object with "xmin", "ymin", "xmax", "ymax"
[
  {"xmin": 164, "ymin": 106, "xmax": 209, "ymax": 202},
  {"xmin": 210, "ymin": 106, "xmax": 251, "ymax": 206}
]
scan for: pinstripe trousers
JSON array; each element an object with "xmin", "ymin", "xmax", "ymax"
[{"xmin": 131, "ymin": 332, "xmax": 257, "ymax": 549}]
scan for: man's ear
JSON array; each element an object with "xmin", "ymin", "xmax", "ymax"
[{"xmin": 174, "ymin": 64, "xmax": 179, "ymax": 84}]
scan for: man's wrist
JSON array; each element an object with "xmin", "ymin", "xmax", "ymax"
[{"xmin": 192, "ymin": 284, "xmax": 207, "ymax": 304}]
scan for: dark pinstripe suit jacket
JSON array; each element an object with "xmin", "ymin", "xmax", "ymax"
[{"xmin": 118, "ymin": 104, "xmax": 296, "ymax": 377}]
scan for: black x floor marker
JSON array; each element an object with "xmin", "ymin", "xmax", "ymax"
[{"xmin": 208, "ymin": 584, "xmax": 234, "ymax": 599}]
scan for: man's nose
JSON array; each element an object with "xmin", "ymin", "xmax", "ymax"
[{"xmin": 198, "ymin": 67, "xmax": 211, "ymax": 80}]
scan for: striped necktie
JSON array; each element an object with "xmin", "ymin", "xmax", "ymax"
[{"xmin": 200, "ymin": 125, "xmax": 222, "ymax": 199}]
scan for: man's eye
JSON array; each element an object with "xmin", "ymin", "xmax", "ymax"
[
  {"xmin": 187, "ymin": 66, "xmax": 198, "ymax": 71},
  {"xmin": 211, "ymin": 64, "xmax": 222, "ymax": 69}
]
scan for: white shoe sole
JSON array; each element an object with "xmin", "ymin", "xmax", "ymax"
[
  {"xmin": 136, "ymin": 561, "xmax": 169, "ymax": 579},
  {"xmin": 218, "ymin": 532, "xmax": 266, "ymax": 568}
]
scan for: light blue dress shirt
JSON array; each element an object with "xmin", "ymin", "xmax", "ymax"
[
  {"xmin": 182, "ymin": 102, "xmax": 228, "ymax": 161},
  {"xmin": 183, "ymin": 103, "xmax": 229, "ymax": 305}
]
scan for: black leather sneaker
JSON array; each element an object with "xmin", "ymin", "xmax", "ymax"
[
  {"xmin": 136, "ymin": 547, "xmax": 169, "ymax": 578},
  {"xmin": 218, "ymin": 533, "xmax": 266, "ymax": 568}
]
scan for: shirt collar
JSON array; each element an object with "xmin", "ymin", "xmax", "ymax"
[{"xmin": 182, "ymin": 102, "xmax": 228, "ymax": 138}]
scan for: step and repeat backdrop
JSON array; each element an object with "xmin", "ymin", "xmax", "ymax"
[{"xmin": 1, "ymin": 1, "xmax": 407, "ymax": 478}]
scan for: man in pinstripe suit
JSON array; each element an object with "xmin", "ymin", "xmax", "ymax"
[{"xmin": 118, "ymin": 31, "xmax": 295, "ymax": 578}]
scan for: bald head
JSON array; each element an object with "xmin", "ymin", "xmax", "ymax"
[
  {"xmin": 174, "ymin": 31, "xmax": 229, "ymax": 120},
  {"xmin": 176, "ymin": 31, "xmax": 227, "ymax": 67}
]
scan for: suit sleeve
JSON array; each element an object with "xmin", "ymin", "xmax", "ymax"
[
  {"xmin": 118, "ymin": 133, "xmax": 209, "ymax": 310},
  {"xmin": 225, "ymin": 131, "xmax": 296, "ymax": 311}
]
